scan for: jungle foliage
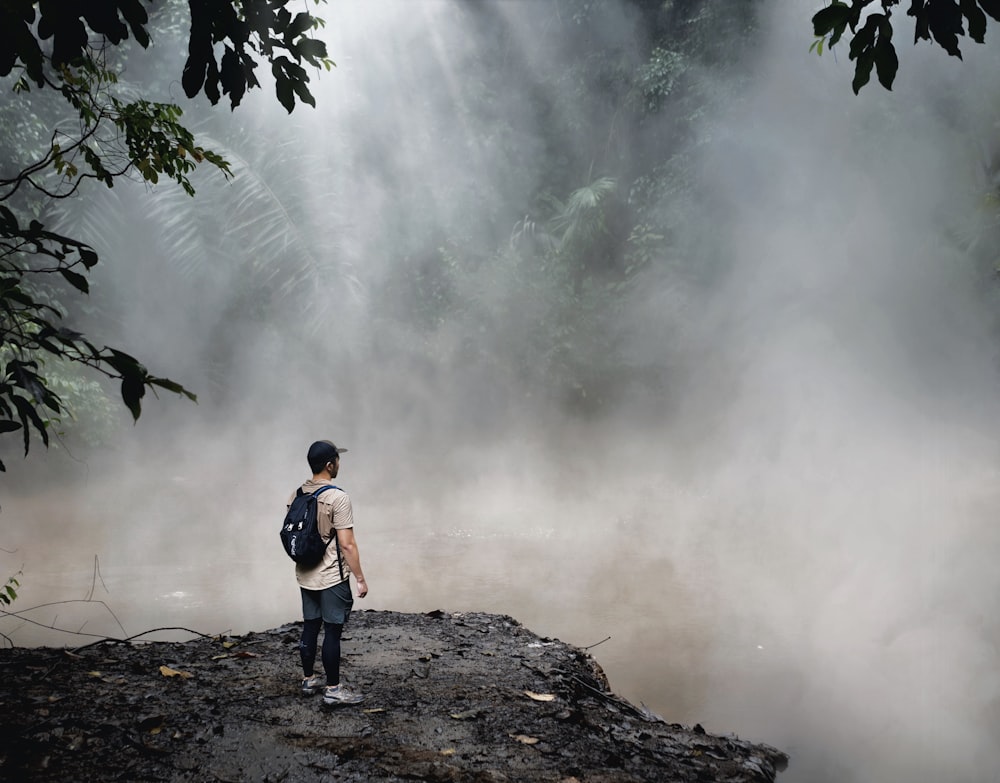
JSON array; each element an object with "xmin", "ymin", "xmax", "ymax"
[
  {"xmin": 25, "ymin": 0, "xmax": 1000, "ymax": 470},
  {"xmin": 1, "ymin": 0, "xmax": 766, "ymax": 465},
  {"xmin": 0, "ymin": 574, "xmax": 18, "ymax": 607},
  {"xmin": 382, "ymin": 0, "xmax": 759, "ymax": 414},
  {"xmin": 0, "ymin": 1, "xmax": 330, "ymax": 470},
  {"xmin": 812, "ymin": 0, "xmax": 1000, "ymax": 93}
]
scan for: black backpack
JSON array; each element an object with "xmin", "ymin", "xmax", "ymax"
[{"xmin": 280, "ymin": 485, "xmax": 343, "ymax": 570}]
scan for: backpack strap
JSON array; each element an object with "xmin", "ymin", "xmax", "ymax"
[
  {"xmin": 311, "ymin": 485, "xmax": 340, "ymax": 497},
  {"xmin": 311, "ymin": 485, "xmax": 345, "ymax": 582}
]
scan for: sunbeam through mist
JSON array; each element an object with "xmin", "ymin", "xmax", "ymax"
[{"xmin": 4, "ymin": 2, "xmax": 1000, "ymax": 782}]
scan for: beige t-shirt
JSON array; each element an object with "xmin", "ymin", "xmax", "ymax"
[{"xmin": 288, "ymin": 479, "xmax": 354, "ymax": 590}]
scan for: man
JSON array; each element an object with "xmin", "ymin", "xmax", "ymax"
[{"xmin": 290, "ymin": 439, "xmax": 369, "ymax": 706}]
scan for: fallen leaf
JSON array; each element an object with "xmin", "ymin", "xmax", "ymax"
[
  {"xmin": 232, "ymin": 651, "xmax": 259, "ymax": 658},
  {"xmin": 138, "ymin": 715, "xmax": 164, "ymax": 732},
  {"xmin": 363, "ymin": 708, "xmax": 385, "ymax": 714},
  {"xmin": 222, "ymin": 641, "xmax": 236, "ymax": 649},
  {"xmin": 510, "ymin": 734, "xmax": 540, "ymax": 745},
  {"xmin": 210, "ymin": 654, "xmax": 229, "ymax": 660},
  {"xmin": 159, "ymin": 665, "xmax": 193, "ymax": 679},
  {"xmin": 87, "ymin": 671, "xmax": 103, "ymax": 678},
  {"xmin": 524, "ymin": 691, "xmax": 555, "ymax": 702},
  {"xmin": 440, "ymin": 748, "xmax": 456, "ymax": 756},
  {"xmin": 100, "ymin": 676, "xmax": 125, "ymax": 685},
  {"xmin": 449, "ymin": 709, "xmax": 480, "ymax": 720}
]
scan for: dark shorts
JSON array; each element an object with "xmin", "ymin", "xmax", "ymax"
[{"xmin": 301, "ymin": 581, "xmax": 353, "ymax": 625}]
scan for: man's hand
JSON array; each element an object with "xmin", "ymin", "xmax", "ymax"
[{"xmin": 356, "ymin": 578, "xmax": 368, "ymax": 598}]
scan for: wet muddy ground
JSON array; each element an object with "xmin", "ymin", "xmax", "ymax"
[{"xmin": 0, "ymin": 609, "xmax": 788, "ymax": 782}]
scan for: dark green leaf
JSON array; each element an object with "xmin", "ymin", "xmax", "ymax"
[
  {"xmin": 119, "ymin": 0, "xmax": 150, "ymax": 47},
  {"xmin": 294, "ymin": 38, "xmax": 327, "ymax": 63},
  {"xmin": 853, "ymin": 50, "xmax": 875, "ymax": 93},
  {"xmin": 4, "ymin": 287, "xmax": 36, "ymax": 307},
  {"xmin": 926, "ymin": 0, "xmax": 967, "ymax": 56},
  {"xmin": 205, "ymin": 55, "xmax": 221, "ymax": 106},
  {"xmin": 849, "ymin": 15, "xmax": 879, "ymax": 60},
  {"xmin": 182, "ymin": 53, "xmax": 208, "ymax": 99},
  {"xmin": 813, "ymin": 2, "xmax": 852, "ymax": 36},
  {"xmin": 874, "ymin": 39, "xmax": 899, "ymax": 88},
  {"xmin": 10, "ymin": 363, "xmax": 47, "ymax": 403},
  {"xmin": 275, "ymin": 75, "xmax": 295, "ymax": 113},
  {"xmin": 291, "ymin": 77, "xmax": 315, "ymax": 108},
  {"xmin": 961, "ymin": 0, "xmax": 987, "ymax": 40},
  {"xmin": 287, "ymin": 11, "xmax": 313, "ymax": 40},
  {"xmin": 59, "ymin": 267, "xmax": 90, "ymax": 293},
  {"xmin": 12, "ymin": 394, "xmax": 48, "ymax": 451},
  {"xmin": 221, "ymin": 45, "xmax": 246, "ymax": 107},
  {"xmin": 240, "ymin": 51, "xmax": 260, "ymax": 89},
  {"xmin": 121, "ymin": 373, "xmax": 145, "ymax": 421},
  {"xmin": 149, "ymin": 377, "xmax": 197, "ymax": 402},
  {"xmin": 79, "ymin": 246, "xmax": 98, "ymax": 268},
  {"xmin": 105, "ymin": 348, "xmax": 142, "ymax": 376},
  {"xmin": 979, "ymin": 0, "xmax": 1000, "ymax": 22},
  {"xmin": 911, "ymin": 0, "xmax": 931, "ymax": 41}
]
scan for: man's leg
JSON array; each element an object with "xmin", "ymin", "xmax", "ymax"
[
  {"xmin": 319, "ymin": 582, "xmax": 362, "ymax": 705},
  {"xmin": 299, "ymin": 587, "xmax": 326, "ymax": 695},
  {"xmin": 299, "ymin": 617, "xmax": 322, "ymax": 675},
  {"xmin": 321, "ymin": 622, "xmax": 343, "ymax": 686}
]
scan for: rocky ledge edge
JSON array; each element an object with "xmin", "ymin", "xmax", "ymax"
[{"xmin": 0, "ymin": 608, "xmax": 788, "ymax": 782}]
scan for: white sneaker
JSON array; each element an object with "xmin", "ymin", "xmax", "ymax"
[
  {"xmin": 323, "ymin": 684, "xmax": 364, "ymax": 706},
  {"xmin": 301, "ymin": 674, "xmax": 325, "ymax": 696}
]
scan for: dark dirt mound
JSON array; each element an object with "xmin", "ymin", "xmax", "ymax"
[{"xmin": 0, "ymin": 609, "xmax": 788, "ymax": 782}]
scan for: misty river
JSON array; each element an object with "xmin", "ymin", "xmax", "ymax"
[
  {"xmin": 4, "ymin": 1, "xmax": 1000, "ymax": 783},
  {"xmin": 6, "ymin": 417, "xmax": 1000, "ymax": 783}
]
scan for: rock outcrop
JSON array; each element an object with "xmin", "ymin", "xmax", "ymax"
[{"xmin": 0, "ymin": 609, "xmax": 788, "ymax": 781}]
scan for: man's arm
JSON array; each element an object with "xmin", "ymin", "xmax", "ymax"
[{"xmin": 336, "ymin": 526, "xmax": 368, "ymax": 598}]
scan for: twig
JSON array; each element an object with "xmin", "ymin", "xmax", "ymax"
[
  {"xmin": 566, "ymin": 673, "xmax": 662, "ymax": 723},
  {"xmin": 1, "ymin": 597, "xmax": 127, "ymax": 638},
  {"xmin": 1, "ymin": 606, "xmax": 118, "ymax": 639},
  {"xmin": 70, "ymin": 626, "xmax": 214, "ymax": 653},
  {"xmin": 581, "ymin": 635, "xmax": 611, "ymax": 650},
  {"xmin": 85, "ymin": 554, "xmax": 109, "ymax": 601}
]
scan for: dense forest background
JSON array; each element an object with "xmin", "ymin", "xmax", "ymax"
[
  {"xmin": 6, "ymin": 0, "xmax": 1000, "ymax": 472},
  {"xmin": 4, "ymin": 3, "xmax": 1000, "ymax": 783},
  {"xmin": 2, "ymin": 0, "xmax": 767, "ymax": 469}
]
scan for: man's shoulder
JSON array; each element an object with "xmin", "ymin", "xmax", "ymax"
[
  {"xmin": 287, "ymin": 480, "xmax": 347, "ymax": 503},
  {"xmin": 303, "ymin": 480, "xmax": 349, "ymax": 500},
  {"xmin": 299, "ymin": 478, "xmax": 345, "ymax": 489}
]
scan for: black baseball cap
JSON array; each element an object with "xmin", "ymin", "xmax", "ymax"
[{"xmin": 307, "ymin": 440, "xmax": 348, "ymax": 465}]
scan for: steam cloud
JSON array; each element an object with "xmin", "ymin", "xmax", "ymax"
[{"xmin": 3, "ymin": 2, "xmax": 1000, "ymax": 781}]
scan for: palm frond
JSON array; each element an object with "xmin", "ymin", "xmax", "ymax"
[{"xmin": 548, "ymin": 176, "xmax": 617, "ymax": 253}]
